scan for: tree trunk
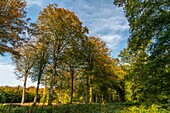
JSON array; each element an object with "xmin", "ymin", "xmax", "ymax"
[
  {"xmin": 70, "ymin": 70, "xmax": 74, "ymax": 104},
  {"xmin": 89, "ymin": 82, "xmax": 92, "ymax": 103},
  {"xmin": 102, "ymin": 95, "xmax": 104, "ymax": 104},
  {"xmin": 48, "ymin": 70, "xmax": 55, "ymax": 106},
  {"xmin": 40, "ymin": 85, "xmax": 47, "ymax": 113},
  {"xmin": 33, "ymin": 73, "xmax": 41, "ymax": 105},
  {"xmin": 59, "ymin": 78, "xmax": 63, "ymax": 103},
  {"xmin": 42, "ymin": 78, "xmax": 47, "ymax": 103},
  {"xmin": 86, "ymin": 75, "xmax": 89, "ymax": 103},
  {"xmin": 95, "ymin": 94, "xmax": 98, "ymax": 103},
  {"xmin": 48, "ymin": 51, "xmax": 57, "ymax": 106},
  {"xmin": 119, "ymin": 82, "xmax": 125, "ymax": 102},
  {"xmin": 21, "ymin": 73, "xmax": 27, "ymax": 104}
]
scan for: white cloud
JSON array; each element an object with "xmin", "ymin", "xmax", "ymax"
[
  {"xmin": 100, "ymin": 34, "xmax": 123, "ymax": 50},
  {"xmin": 86, "ymin": 17, "xmax": 129, "ymax": 35},
  {"xmin": 25, "ymin": 0, "xmax": 44, "ymax": 8}
]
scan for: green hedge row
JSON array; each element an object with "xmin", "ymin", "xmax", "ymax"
[{"xmin": 0, "ymin": 90, "xmax": 40, "ymax": 103}]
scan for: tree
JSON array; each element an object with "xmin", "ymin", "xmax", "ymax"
[
  {"xmin": 80, "ymin": 36, "xmax": 113, "ymax": 103},
  {"xmin": 27, "ymin": 23, "xmax": 50, "ymax": 106},
  {"xmin": 118, "ymin": 48, "xmax": 149, "ymax": 102},
  {"xmin": 0, "ymin": 0, "xmax": 29, "ymax": 55},
  {"xmin": 37, "ymin": 4, "xmax": 87, "ymax": 105},
  {"xmin": 13, "ymin": 43, "xmax": 35, "ymax": 104},
  {"xmin": 114, "ymin": 0, "xmax": 170, "ymax": 103},
  {"xmin": 60, "ymin": 44, "xmax": 82, "ymax": 104},
  {"xmin": 32, "ymin": 42, "xmax": 49, "ymax": 105}
]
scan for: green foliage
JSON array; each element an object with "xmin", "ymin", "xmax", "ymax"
[
  {"xmin": 36, "ymin": 4, "xmax": 88, "ymax": 105},
  {"xmin": 121, "ymin": 104, "xmax": 169, "ymax": 113},
  {"xmin": 0, "ymin": 103, "xmax": 169, "ymax": 113},
  {"xmin": 0, "ymin": 86, "xmax": 41, "ymax": 103},
  {"xmin": 115, "ymin": 0, "xmax": 170, "ymax": 104}
]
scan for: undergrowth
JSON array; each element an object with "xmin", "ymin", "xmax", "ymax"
[{"xmin": 0, "ymin": 102, "xmax": 169, "ymax": 113}]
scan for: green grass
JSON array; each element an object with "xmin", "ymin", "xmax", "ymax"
[{"xmin": 0, "ymin": 102, "xmax": 169, "ymax": 113}]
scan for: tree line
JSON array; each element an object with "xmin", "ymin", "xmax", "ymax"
[
  {"xmin": 1, "ymin": 0, "xmax": 125, "ymax": 106},
  {"xmin": 0, "ymin": 0, "xmax": 169, "ymax": 106}
]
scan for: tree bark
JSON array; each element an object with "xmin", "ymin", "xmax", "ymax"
[
  {"xmin": 95, "ymin": 94, "xmax": 98, "ymax": 103},
  {"xmin": 102, "ymin": 95, "xmax": 104, "ymax": 104},
  {"xmin": 21, "ymin": 73, "xmax": 28, "ymax": 104},
  {"xmin": 86, "ymin": 75, "xmax": 89, "ymax": 103},
  {"xmin": 42, "ymin": 78, "xmax": 47, "ymax": 103},
  {"xmin": 48, "ymin": 47, "xmax": 59, "ymax": 106},
  {"xmin": 70, "ymin": 70, "xmax": 74, "ymax": 104},
  {"xmin": 33, "ymin": 73, "xmax": 41, "ymax": 105},
  {"xmin": 48, "ymin": 51, "xmax": 57, "ymax": 106},
  {"xmin": 89, "ymin": 83, "xmax": 92, "ymax": 103},
  {"xmin": 59, "ymin": 76, "xmax": 63, "ymax": 103},
  {"xmin": 48, "ymin": 70, "xmax": 55, "ymax": 106}
]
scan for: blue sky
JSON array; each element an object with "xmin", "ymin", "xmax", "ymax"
[{"xmin": 0, "ymin": 0, "xmax": 129, "ymax": 87}]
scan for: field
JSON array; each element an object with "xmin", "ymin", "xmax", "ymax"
[{"xmin": 0, "ymin": 102, "xmax": 170, "ymax": 113}]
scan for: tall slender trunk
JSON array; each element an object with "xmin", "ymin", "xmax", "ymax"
[
  {"xmin": 33, "ymin": 73, "xmax": 41, "ymax": 105},
  {"xmin": 59, "ymin": 82, "xmax": 62, "ymax": 103},
  {"xmin": 48, "ymin": 51, "xmax": 57, "ymax": 106},
  {"xmin": 102, "ymin": 95, "xmax": 104, "ymax": 104},
  {"xmin": 70, "ymin": 70, "xmax": 74, "ymax": 104},
  {"xmin": 48, "ymin": 69, "xmax": 56, "ymax": 106},
  {"xmin": 86, "ymin": 75, "xmax": 89, "ymax": 103},
  {"xmin": 95, "ymin": 94, "xmax": 98, "ymax": 103},
  {"xmin": 89, "ymin": 82, "xmax": 92, "ymax": 103},
  {"xmin": 21, "ymin": 73, "xmax": 27, "ymax": 104},
  {"xmin": 40, "ymin": 84, "xmax": 47, "ymax": 113},
  {"xmin": 42, "ymin": 77, "xmax": 47, "ymax": 103}
]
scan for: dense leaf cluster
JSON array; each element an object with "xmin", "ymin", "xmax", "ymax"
[
  {"xmin": 0, "ymin": 86, "xmax": 41, "ymax": 103},
  {"xmin": 114, "ymin": 0, "xmax": 170, "ymax": 104},
  {"xmin": 0, "ymin": 0, "xmax": 29, "ymax": 55}
]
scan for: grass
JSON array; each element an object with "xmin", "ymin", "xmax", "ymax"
[{"xmin": 0, "ymin": 102, "xmax": 170, "ymax": 113}]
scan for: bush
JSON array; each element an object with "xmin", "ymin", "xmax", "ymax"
[{"xmin": 0, "ymin": 90, "xmax": 38, "ymax": 103}]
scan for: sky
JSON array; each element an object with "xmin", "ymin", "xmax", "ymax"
[{"xmin": 0, "ymin": 0, "xmax": 129, "ymax": 87}]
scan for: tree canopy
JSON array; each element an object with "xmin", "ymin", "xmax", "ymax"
[
  {"xmin": 114, "ymin": 0, "xmax": 170, "ymax": 103},
  {"xmin": 0, "ymin": 0, "xmax": 29, "ymax": 56}
]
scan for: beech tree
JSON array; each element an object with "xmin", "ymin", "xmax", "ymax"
[
  {"xmin": 13, "ymin": 43, "xmax": 35, "ymax": 104},
  {"xmin": 32, "ymin": 43, "xmax": 49, "ymax": 105},
  {"xmin": 60, "ymin": 44, "xmax": 82, "ymax": 103},
  {"xmin": 37, "ymin": 4, "xmax": 87, "ymax": 105},
  {"xmin": 114, "ymin": 0, "xmax": 170, "ymax": 103},
  {"xmin": 27, "ymin": 23, "xmax": 50, "ymax": 106},
  {"xmin": 80, "ymin": 36, "xmax": 112, "ymax": 103}
]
